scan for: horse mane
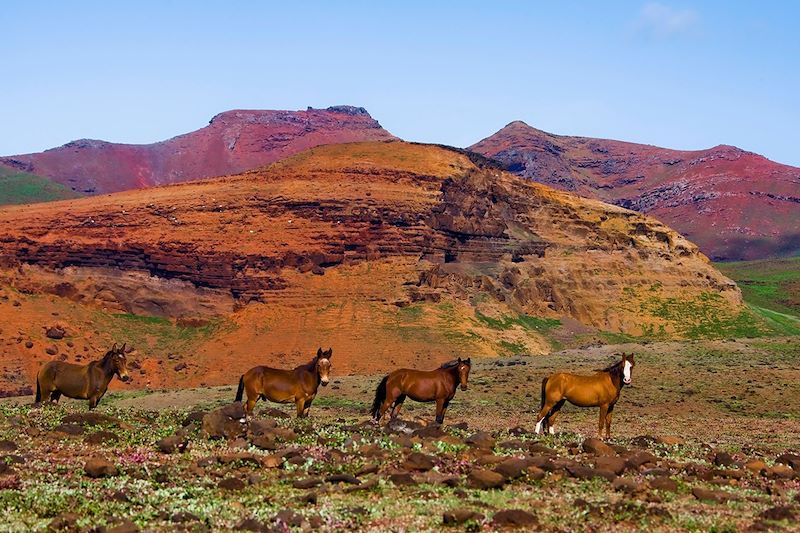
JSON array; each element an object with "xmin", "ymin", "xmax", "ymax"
[
  {"xmin": 439, "ymin": 359, "xmax": 461, "ymax": 369},
  {"xmin": 599, "ymin": 360, "xmax": 623, "ymax": 376}
]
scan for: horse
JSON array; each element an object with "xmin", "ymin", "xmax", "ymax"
[
  {"xmin": 35, "ymin": 343, "xmax": 131, "ymax": 409},
  {"xmin": 371, "ymin": 357, "xmax": 471, "ymax": 424},
  {"xmin": 235, "ymin": 347, "xmax": 332, "ymax": 417},
  {"xmin": 534, "ymin": 353, "xmax": 635, "ymax": 439}
]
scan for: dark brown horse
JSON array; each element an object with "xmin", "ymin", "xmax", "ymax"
[
  {"xmin": 35, "ymin": 343, "xmax": 131, "ymax": 409},
  {"xmin": 535, "ymin": 353, "xmax": 635, "ymax": 439},
  {"xmin": 371, "ymin": 358, "xmax": 471, "ymax": 424},
  {"xmin": 235, "ymin": 348, "xmax": 332, "ymax": 417}
]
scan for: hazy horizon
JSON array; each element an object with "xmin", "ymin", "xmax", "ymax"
[{"xmin": 2, "ymin": 1, "xmax": 798, "ymax": 166}]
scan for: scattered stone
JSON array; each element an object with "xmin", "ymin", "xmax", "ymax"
[
  {"xmin": 649, "ymin": 476, "xmax": 679, "ymax": 492},
  {"xmin": 491, "ymin": 509, "xmax": 538, "ymax": 528},
  {"xmin": 567, "ymin": 465, "xmax": 616, "ymax": 482},
  {"xmin": 402, "ymin": 452, "xmax": 436, "ymax": 471},
  {"xmin": 656, "ymin": 436, "xmax": 685, "ymax": 446},
  {"xmin": 157, "ymin": 435, "xmax": 188, "ymax": 454},
  {"xmin": 327, "ymin": 473, "xmax": 360, "ymax": 485},
  {"xmin": 494, "ymin": 457, "xmax": 532, "ymax": 480},
  {"xmin": 249, "ymin": 418, "xmax": 278, "ymax": 435},
  {"xmin": 595, "ymin": 456, "xmax": 627, "ymax": 475},
  {"xmin": 777, "ymin": 453, "xmax": 800, "ymax": 471},
  {"xmin": 45, "ymin": 345, "xmax": 59, "ymax": 356},
  {"xmin": 624, "ymin": 450, "xmax": 657, "ymax": 469},
  {"xmin": 293, "ymin": 477, "xmax": 322, "ymax": 489},
  {"xmin": 413, "ymin": 425, "xmax": 447, "ymax": 439},
  {"xmin": 745, "ymin": 459, "xmax": 768, "ymax": 474},
  {"xmin": 525, "ymin": 466, "xmax": 546, "ymax": 481},
  {"xmin": 389, "ymin": 472, "xmax": 417, "ymax": 486},
  {"xmin": 85, "ymin": 431, "xmax": 118, "ymax": 445},
  {"xmin": 761, "ymin": 505, "xmax": 797, "ymax": 521},
  {"xmin": 468, "ymin": 468, "xmax": 505, "ymax": 489},
  {"xmin": 713, "ymin": 451, "xmax": 735, "ymax": 467},
  {"xmin": 45, "ymin": 326, "xmax": 66, "ymax": 340},
  {"xmin": 24, "ymin": 341, "xmax": 33, "ymax": 349},
  {"xmin": 182, "ymin": 410, "xmax": 206, "ymax": 426},
  {"xmin": 612, "ymin": 477, "xmax": 645, "ymax": 493},
  {"xmin": 218, "ymin": 477, "xmax": 246, "ymax": 491},
  {"xmin": 0, "ymin": 440, "xmax": 18, "ymax": 452},
  {"xmin": 202, "ymin": 403, "xmax": 247, "ymax": 440},
  {"xmin": 443, "ymin": 508, "xmax": 485, "ymax": 525},
  {"xmin": 84, "ymin": 457, "xmax": 118, "ymax": 478},
  {"xmin": 766, "ymin": 464, "xmax": 796, "ymax": 479},
  {"xmin": 63, "ymin": 412, "xmax": 122, "ymax": 427},
  {"xmin": 692, "ymin": 487, "xmax": 734, "ymax": 503},
  {"xmin": 466, "ymin": 432, "xmax": 495, "ymax": 449},
  {"xmin": 298, "ymin": 491, "xmax": 317, "ymax": 505},
  {"xmin": 174, "ymin": 362, "xmax": 187, "ymax": 371},
  {"xmin": 344, "ymin": 478, "xmax": 379, "ymax": 493},
  {"xmin": 583, "ymin": 438, "xmax": 615, "ymax": 456},
  {"xmin": 235, "ymin": 518, "xmax": 264, "ymax": 532},
  {"xmin": 273, "ymin": 509, "xmax": 304, "ymax": 528}
]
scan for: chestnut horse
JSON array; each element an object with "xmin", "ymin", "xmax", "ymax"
[
  {"xmin": 35, "ymin": 343, "xmax": 131, "ymax": 409},
  {"xmin": 535, "ymin": 353, "xmax": 635, "ymax": 439},
  {"xmin": 371, "ymin": 358, "xmax": 471, "ymax": 424},
  {"xmin": 235, "ymin": 348, "xmax": 332, "ymax": 417}
]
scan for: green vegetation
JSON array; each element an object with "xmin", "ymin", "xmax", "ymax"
[
  {"xmin": 716, "ymin": 257, "xmax": 800, "ymax": 317},
  {"xmin": 474, "ymin": 311, "xmax": 561, "ymax": 332},
  {"xmin": 100, "ymin": 312, "xmax": 230, "ymax": 352},
  {"xmin": 0, "ymin": 166, "xmax": 81, "ymax": 205}
]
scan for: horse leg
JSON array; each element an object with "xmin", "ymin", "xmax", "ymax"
[
  {"xmin": 546, "ymin": 399, "xmax": 566, "ymax": 435},
  {"xmin": 295, "ymin": 397, "xmax": 307, "ymax": 418},
  {"xmin": 598, "ymin": 404, "xmax": 609, "ymax": 439},
  {"xmin": 390, "ymin": 394, "xmax": 406, "ymax": 419},
  {"xmin": 605, "ymin": 403, "xmax": 615, "ymax": 439},
  {"xmin": 302, "ymin": 396, "xmax": 315, "ymax": 418},
  {"xmin": 89, "ymin": 396, "xmax": 99, "ymax": 410},
  {"xmin": 50, "ymin": 390, "xmax": 62, "ymax": 404},
  {"xmin": 379, "ymin": 388, "xmax": 398, "ymax": 423},
  {"xmin": 535, "ymin": 399, "xmax": 558, "ymax": 434},
  {"xmin": 434, "ymin": 398, "xmax": 446, "ymax": 424},
  {"xmin": 245, "ymin": 394, "xmax": 258, "ymax": 417}
]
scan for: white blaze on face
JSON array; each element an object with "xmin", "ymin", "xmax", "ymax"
[{"xmin": 623, "ymin": 360, "xmax": 632, "ymax": 384}]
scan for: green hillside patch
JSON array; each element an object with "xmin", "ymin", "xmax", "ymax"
[
  {"xmin": 0, "ymin": 167, "xmax": 81, "ymax": 205},
  {"xmin": 716, "ymin": 257, "xmax": 800, "ymax": 317}
]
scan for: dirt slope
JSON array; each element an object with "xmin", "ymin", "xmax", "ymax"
[
  {"xmin": 0, "ymin": 141, "xmax": 742, "ymax": 394},
  {"xmin": 470, "ymin": 121, "xmax": 800, "ymax": 261},
  {"xmin": 0, "ymin": 106, "xmax": 395, "ymax": 195}
]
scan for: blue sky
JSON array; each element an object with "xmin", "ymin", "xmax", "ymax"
[{"xmin": 1, "ymin": 1, "xmax": 798, "ymax": 165}]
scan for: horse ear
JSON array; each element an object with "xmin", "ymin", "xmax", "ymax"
[
  {"xmin": 458, "ymin": 357, "xmax": 462, "ymax": 362},
  {"xmin": 466, "ymin": 358, "xmax": 471, "ymax": 365},
  {"xmin": 111, "ymin": 343, "xmax": 117, "ymax": 351},
  {"xmin": 120, "ymin": 343, "xmax": 126, "ymax": 353},
  {"xmin": 327, "ymin": 348, "xmax": 333, "ymax": 358},
  {"xmin": 317, "ymin": 347, "xmax": 323, "ymax": 358}
]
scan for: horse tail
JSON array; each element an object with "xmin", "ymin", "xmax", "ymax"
[
  {"xmin": 35, "ymin": 375, "xmax": 41, "ymax": 404},
  {"xmin": 540, "ymin": 377, "xmax": 548, "ymax": 410},
  {"xmin": 371, "ymin": 375, "xmax": 389, "ymax": 420},
  {"xmin": 235, "ymin": 375, "xmax": 245, "ymax": 403}
]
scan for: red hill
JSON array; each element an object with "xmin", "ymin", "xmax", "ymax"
[
  {"xmin": 0, "ymin": 106, "xmax": 395, "ymax": 195},
  {"xmin": 470, "ymin": 121, "xmax": 800, "ymax": 261}
]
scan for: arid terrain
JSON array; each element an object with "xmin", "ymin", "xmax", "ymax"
[
  {"xmin": 0, "ymin": 337, "xmax": 798, "ymax": 532},
  {"xmin": 0, "ymin": 141, "xmax": 757, "ymax": 396},
  {"xmin": 0, "ymin": 139, "xmax": 797, "ymax": 532},
  {"xmin": 470, "ymin": 121, "xmax": 800, "ymax": 261}
]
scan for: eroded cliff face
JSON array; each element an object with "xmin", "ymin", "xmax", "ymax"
[
  {"xmin": 0, "ymin": 141, "xmax": 740, "ymax": 339},
  {"xmin": 470, "ymin": 121, "xmax": 800, "ymax": 261}
]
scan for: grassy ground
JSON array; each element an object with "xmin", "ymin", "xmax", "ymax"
[
  {"xmin": 1, "ymin": 338, "xmax": 798, "ymax": 532},
  {"xmin": 0, "ymin": 167, "xmax": 81, "ymax": 206},
  {"xmin": 717, "ymin": 257, "xmax": 800, "ymax": 317}
]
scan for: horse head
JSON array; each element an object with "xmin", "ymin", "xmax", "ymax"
[
  {"xmin": 107, "ymin": 343, "xmax": 131, "ymax": 382},
  {"xmin": 457, "ymin": 357, "xmax": 471, "ymax": 391},
  {"xmin": 316, "ymin": 347, "xmax": 332, "ymax": 386},
  {"xmin": 622, "ymin": 353, "xmax": 635, "ymax": 385}
]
